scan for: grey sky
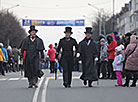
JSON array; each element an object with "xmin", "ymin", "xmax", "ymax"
[{"xmin": 1, "ymin": 0, "xmax": 130, "ymax": 48}]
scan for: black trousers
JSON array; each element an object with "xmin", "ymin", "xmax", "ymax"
[
  {"xmin": 124, "ymin": 70, "xmax": 138, "ymax": 86},
  {"xmin": 61, "ymin": 57, "xmax": 73, "ymax": 86},
  {"xmin": 97, "ymin": 62, "xmax": 101, "ymax": 78},
  {"xmin": 107, "ymin": 59, "xmax": 116, "ymax": 78},
  {"xmin": 28, "ymin": 77, "xmax": 38, "ymax": 85},
  {"xmin": 100, "ymin": 61, "xmax": 107, "ymax": 78},
  {"xmin": 50, "ymin": 61, "xmax": 55, "ymax": 73}
]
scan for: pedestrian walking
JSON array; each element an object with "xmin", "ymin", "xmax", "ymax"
[
  {"xmin": 0, "ymin": 43, "xmax": 5, "ymax": 76},
  {"xmin": 56, "ymin": 27, "xmax": 78, "ymax": 88},
  {"xmin": 20, "ymin": 26, "xmax": 45, "ymax": 88},
  {"xmin": 12, "ymin": 46, "xmax": 20, "ymax": 71},
  {"xmin": 7, "ymin": 46, "xmax": 15, "ymax": 72},
  {"xmin": 123, "ymin": 35, "xmax": 138, "ymax": 87},
  {"xmin": 47, "ymin": 44, "xmax": 56, "ymax": 73},
  {"xmin": 79, "ymin": 27, "xmax": 98, "ymax": 87},
  {"xmin": 0, "ymin": 43, "xmax": 8, "ymax": 74},
  {"xmin": 113, "ymin": 45, "xmax": 124, "ymax": 86}
]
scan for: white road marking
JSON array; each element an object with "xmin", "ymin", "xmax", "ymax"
[
  {"xmin": 32, "ymin": 77, "xmax": 44, "ymax": 102},
  {"xmin": 40, "ymin": 76, "xmax": 80, "ymax": 102},
  {"xmin": 20, "ymin": 78, "xmax": 27, "ymax": 80},
  {"xmin": 8, "ymin": 78, "xmax": 20, "ymax": 80},
  {"xmin": 41, "ymin": 78, "xmax": 49, "ymax": 102}
]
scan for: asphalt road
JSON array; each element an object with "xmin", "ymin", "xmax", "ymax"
[{"xmin": 0, "ymin": 70, "xmax": 138, "ymax": 102}]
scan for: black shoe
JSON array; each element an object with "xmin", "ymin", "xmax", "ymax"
[
  {"xmin": 67, "ymin": 85, "xmax": 71, "ymax": 88},
  {"xmin": 83, "ymin": 80, "xmax": 87, "ymax": 86},
  {"xmin": 122, "ymin": 84, "xmax": 129, "ymax": 87},
  {"xmin": 130, "ymin": 84, "xmax": 136, "ymax": 87},
  {"xmin": 88, "ymin": 81, "xmax": 93, "ymax": 87},
  {"xmin": 63, "ymin": 83, "xmax": 68, "ymax": 88},
  {"xmin": 28, "ymin": 85, "xmax": 33, "ymax": 88},
  {"xmin": 88, "ymin": 84, "xmax": 93, "ymax": 87}
]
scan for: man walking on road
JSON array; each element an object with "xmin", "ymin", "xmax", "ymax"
[
  {"xmin": 79, "ymin": 27, "xmax": 98, "ymax": 87},
  {"xmin": 56, "ymin": 27, "xmax": 78, "ymax": 88},
  {"xmin": 20, "ymin": 26, "xmax": 45, "ymax": 88}
]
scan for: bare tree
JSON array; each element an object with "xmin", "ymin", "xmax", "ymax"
[
  {"xmin": 0, "ymin": 10, "xmax": 27, "ymax": 47},
  {"xmin": 91, "ymin": 12, "xmax": 113, "ymax": 41}
]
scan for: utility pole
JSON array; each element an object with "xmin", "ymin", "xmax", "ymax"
[
  {"xmin": 113, "ymin": 0, "xmax": 115, "ymax": 31},
  {"xmin": 99, "ymin": 10, "xmax": 102, "ymax": 35},
  {"xmin": 88, "ymin": 3, "xmax": 102, "ymax": 35}
]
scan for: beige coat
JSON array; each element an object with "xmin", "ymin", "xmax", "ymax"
[{"xmin": 125, "ymin": 35, "xmax": 138, "ymax": 71}]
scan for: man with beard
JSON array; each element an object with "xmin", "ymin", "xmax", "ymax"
[
  {"xmin": 56, "ymin": 27, "xmax": 78, "ymax": 88},
  {"xmin": 20, "ymin": 26, "xmax": 45, "ymax": 88},
  {"xmin": 79, "ymin": 27, "xmax": 98, "ymax": 87}
]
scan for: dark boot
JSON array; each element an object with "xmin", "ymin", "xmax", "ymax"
[
  {"xmin": 122, "ymin": 72, "xmax": 130, "ymax": 87},
  {"xmin": 88, "ymin": 80, "xmax": 93, "ymax": 87},
  {"xmin": 130, "ymin": 84, "xmax": 136, "ymax": 87},
  {"xmin": 63, "ymin": 83, "xmax": 68, "ymax": 88},
  {"xmin": 130, "ymin": 74, "xmax": 137, "ymax": 87},
  {"xmin": 28, "ymin": 85, "xmax": 33, "ymax": 88},
  {"xmin": 83, "ymin": 80, "xmax": 87, "ymax": 86}
]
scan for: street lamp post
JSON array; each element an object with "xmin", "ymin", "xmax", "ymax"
[
  {"xmin": 88, "ymin": 3, "xmax": 102, "ymax": 35},
  {"xmin": 6, "ymin": 4, "xmax": 19, "ymax": 12}
]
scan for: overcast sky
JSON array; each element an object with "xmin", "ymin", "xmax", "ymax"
[{"xmin": 1, "ymin": 0, "xmax": 130, "ymax": 48}]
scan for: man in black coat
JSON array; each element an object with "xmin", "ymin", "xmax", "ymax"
[
  {"xmin": 79, "ymin": 27, "xmax": 98, "ymax": 87},
  {"xmin": 56, "ymin": 27, "xmax": 78, "ymax": 88},
  {"xmin": 20, "ymin": 26, "xmax": 45, "ymax": 88}
]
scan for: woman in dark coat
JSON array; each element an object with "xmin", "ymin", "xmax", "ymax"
[
  {"xmin": 123, "ymin": 35, "xmax": 138, "ymax": 87},
  {"xmin": 20, "ymin": 26, "xmax": 45, "ymax": 88},
  {"xmin": 79, "ymin": 27, "xmax": 98, "ymax": 87}
]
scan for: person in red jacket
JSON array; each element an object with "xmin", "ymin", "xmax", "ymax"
[
  {"xmin": 107, "ymin": 33, "xmax": 117, "ymax": 79},
  {"xmin": 48, "ymin": 44, "xmax": 56, "ymax": 73}
]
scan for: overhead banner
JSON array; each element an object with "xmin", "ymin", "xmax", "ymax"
[{"xmin": 22, "ymin": 19, "xmax": 85, "ymax": 26}]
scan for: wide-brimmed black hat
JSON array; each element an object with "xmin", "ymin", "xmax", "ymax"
[
  {"xmin": 64, "ymin": 27, "xmax": 73, "ymax": 34},
  {"xmin": 28, "ymin": 25, "xmax": 38, "ymax": 33},
  {"xmin": 84, "ymin": 27, "xmax": 93, "ymax": 34}
]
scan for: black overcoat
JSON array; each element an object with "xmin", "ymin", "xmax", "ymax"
[
  {"xmin": 79, "ymin": 38, "xmax": 98, "ymax": 81},
  {"xmin": 20, "ymin": 35, "xmax": 45, "ymax": 77},
  {"xmin": 57, "ymin": 37, "xmax": 78, "ymax": 69}
]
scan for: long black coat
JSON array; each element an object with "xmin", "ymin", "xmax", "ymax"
[
  {"xmin": 57, "ymin": 37, "xmax": 78, "ymax": 69},
  {"xmin": 20, "ymin": 35, "xmax": 45, "ymax": 77},
  {"xmin": 79, "ymin": 38, "xmax": 98, "ymax": 81}
]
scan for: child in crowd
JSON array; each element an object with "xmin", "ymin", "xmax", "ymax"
[
  {"xmin": 100, "ymin": 38, "xmax": 108, "ymax": 79},
  {"xmin": 112, "ymin": 45, "xmax": 124, "ymax": 86}
]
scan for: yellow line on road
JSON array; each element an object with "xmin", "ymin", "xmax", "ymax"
[{"xmin": 0, "ymin": 78, "xmax": 8, "ymax": 81}]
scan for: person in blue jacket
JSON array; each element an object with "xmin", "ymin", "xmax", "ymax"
[{"xmin": 0, "ymin": 43, "xmax": 8, "ymax": 75}]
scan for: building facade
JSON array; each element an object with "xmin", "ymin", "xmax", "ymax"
[{"xmin": 116, "ymin": 0, "xmax": 138, "ymax": 35}]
